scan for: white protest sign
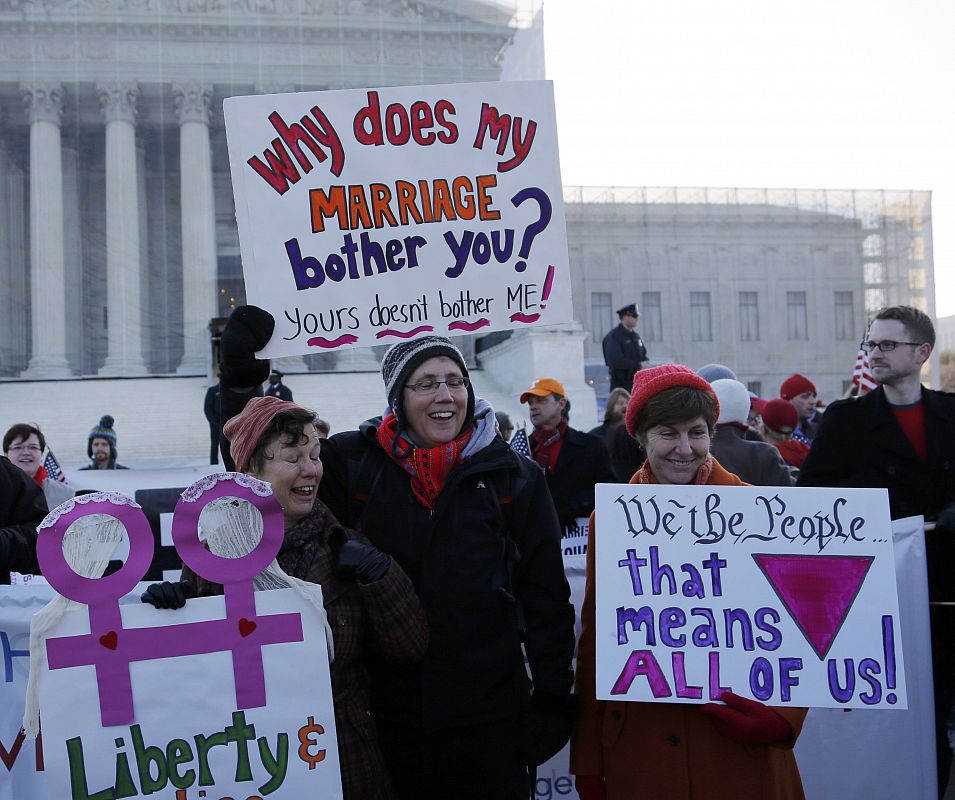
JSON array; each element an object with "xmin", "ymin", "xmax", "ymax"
[
  {"xmin": 224, "ymin": 80, "xmax": 572, "ymax": 357},
  {"xmin": 594, "ymin": 484, "xmax": 906, "ymax": 710},
  {"xmin": 39, "ymin": 589, "xmax": 341, "ymax": 800},
  {"xmin": 561, "ymin": 517, "xmax": 589, "ymax": 560}
]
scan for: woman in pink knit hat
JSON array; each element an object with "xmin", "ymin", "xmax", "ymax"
[
  {"xmin": 571, "ymin": 364, "xmax": 806, "ymax": 800},
  {"xmin": 142, "ymin": 396, "xmax": 428, "ymax": 800}
]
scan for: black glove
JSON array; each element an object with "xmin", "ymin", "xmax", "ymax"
[
  {"xmin": 335, "ymin": 539, "xmax": 391, "ymax": 584},
  {"xmin": 522, "ymin": 692, "xmax": 577, "ymax": 767},
  {"xmin": 218, "ymin": 305, "xmax": 275, "ymax": 388},
  {"xmin": 140, "ymin": 580, "xmax": 195, "ymax": 609}
]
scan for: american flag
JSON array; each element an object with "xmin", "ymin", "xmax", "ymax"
[
  {"xmin": 510, "ymin": 427, "xmax": 532, "ymax": 459},
  {"xmin": 852, "ymin": 326, "xmax": 878, "ymax": 395},
  {"xmin": 43, "ymin": 449, "xmax": 67, "ymax": 482}
]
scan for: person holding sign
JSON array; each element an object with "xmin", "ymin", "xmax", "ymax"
[
  {"xmin": 571, "ymin": 364, "xmax": 806, "ymax": 800},
  {"xmin": 318, "ymin": 336, "xmax": 576, "ymax": 800},
  {"xmin": 143, "ymin": 396, "xmax": 428, "ymax": 800}
]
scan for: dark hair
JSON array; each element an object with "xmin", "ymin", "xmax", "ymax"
[
  {"xmin": 3, "ymin": 423, "xmax": 45, "ymax": 453},
  {"xmin": 248, "ymin": 407, "xmax": 317, "ymax": 474},
  {"xmin": 873, "ymin": 305, "xmax": 935, "ymax": 348},
  {"xmin": 604, "ymin": 388, "xmax": 631, "ymax": 425},
  {"xmin": 495, "ymin": 410, "xmax": 513, "ymax": 434},
  {"xmin": 635, "ymin": 386, "xmax": 718, "ymax": 437},
  {"xmin": 314, "ymin": 418, "xmax": 330, "ymax": 437}
]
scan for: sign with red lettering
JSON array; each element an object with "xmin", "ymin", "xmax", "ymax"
[
  {"xmin": 593, "ymin": 484, "xmax": 907, "ymax": 709},
  {"xmin": 223, "ymin": 80, "xmax": 572, "ymax": 357}
]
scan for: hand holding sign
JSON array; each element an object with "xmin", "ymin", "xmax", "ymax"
[{"xmin": 701, "ymin": 691, "xmax": 793, "ymax": 745}]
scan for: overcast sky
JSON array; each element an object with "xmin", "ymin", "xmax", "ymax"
[{"xmin": 541, "ymin": 0, "xmax": 955, "ymax": 317}]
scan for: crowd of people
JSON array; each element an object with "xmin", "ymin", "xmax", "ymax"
[{"xmin": 1, "ymin": 302, "xmax": 953, "ymax": 799}]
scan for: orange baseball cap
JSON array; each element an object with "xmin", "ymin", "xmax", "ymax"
[{"xmin": 520, "ymin": 377, "xmax": 566, "ymax": 403}]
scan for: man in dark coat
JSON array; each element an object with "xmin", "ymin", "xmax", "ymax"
[
  {"xmin": 521, "ymin": 377, "xmax": 617, "ymax": 531},
  {"xmin": 1, "ymin": 455, "xmax": 47, "ymax": 584},
  {"xmin": 601, "ymin": 303, "xmax": 649, "ymax": 391},
  {"xmin": 798, "ymin": 305, "xmax": 955, "ymax": 796},
  {"xmin": 264, "ymin": 369, "xmax": 293, "ymax": 401}
]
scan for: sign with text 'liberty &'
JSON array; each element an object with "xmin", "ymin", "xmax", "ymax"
[
  {"xmin": 224, "ymin": 80, "xmax": 572, "ymax": 358},
  {"xmin": 594, "ymin": 484, "xmax": 906, "ymax": 710}
]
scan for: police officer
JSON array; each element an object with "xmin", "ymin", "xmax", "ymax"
[{"xmin": 601, "ymin": 303, "xmax": 649, "ymax": 391}]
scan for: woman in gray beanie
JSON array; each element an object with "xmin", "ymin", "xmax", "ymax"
[{"xmin": 319, "ymin": 335, "xmax": 576, "ymax": 800}]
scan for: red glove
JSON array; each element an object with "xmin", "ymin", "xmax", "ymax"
[
  {"xmin": 700, "ymin": 691, "xmax": 792, "ymax": 745},
  {"xmin": 574, "ymin": 775, "xmax": 607, "ymax": 800}
]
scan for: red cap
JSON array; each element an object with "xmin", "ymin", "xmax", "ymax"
[
  {"xmin": 625, "ymin": 364, "xmax": 719, "ymax": 438},
  {"xmin": 779, "ymin": 374, "xmax": 816, "ymax": 401},
  {"xmin": 761, "ymin": 398, "xmax": 799, "ymax": 433}
]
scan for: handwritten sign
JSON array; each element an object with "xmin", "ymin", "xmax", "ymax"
[
  {"xmin": 594, "ymin": 484, "xmax": 906, "ymax": 710},
  {"xmin": 224, "ymin": 80, "xmax": 572, "ymax": 357},
  {"xmin": 34, "ymin": 475, "xmax": 343, "ymax": 799}
]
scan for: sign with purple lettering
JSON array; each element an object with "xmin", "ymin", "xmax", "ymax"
[
  {"xmin": 223, "ymin": 80, "xmax": 572, "ymax": 358},
  {"xmin": 33, "ymin": 476, "xmax": 343, "ymax": 799},
  {"xmin": 593, "ymin": 484, "xmax": 906, "ymax": 709}
]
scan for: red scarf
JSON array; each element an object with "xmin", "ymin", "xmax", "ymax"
[
  {"xmin": 33, "ymin": 465, "xmax": 48, "ymax": 487},
  {"xmin": 377, "ymin": 413, "xmax": 473, "ymax": 510},
  {"xmin": 530, "ymin": 419, "xmax": 568, "ymax": 473}
]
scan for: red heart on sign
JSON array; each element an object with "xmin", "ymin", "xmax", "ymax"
[
  {"xmin": 99, "ymin": 631, "xmax": 118, "ymax": 650},
  {"xmin": 239, "ymin": 618, "xmax": 257, "ymax": 637}
]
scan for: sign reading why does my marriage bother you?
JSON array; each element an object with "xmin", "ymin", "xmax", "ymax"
[
  {"xmin": 224, "ymin": 80, "xmax": 572, "ymax": 358},
  {"xmin": 594, "ymin": 484, "xmax": 907, "ymax": 710}
]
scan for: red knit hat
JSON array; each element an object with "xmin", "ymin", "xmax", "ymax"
[
  {"xmin": 223, "ymin": 396, "xmax": 311, "ymax": 473},
  {"xmin": 779, "ymin": 373, "xmax": 816, "ymax": 401},
  {"xmin": 761, "ymin": 398, "xmax": 799, "ymax": 433},
  {"xmin": 625, "ymin": 364, "xmax": 719, "ymax": 438}
]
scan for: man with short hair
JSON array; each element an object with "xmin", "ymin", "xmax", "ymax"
[
  {"xmin": 799, "ymin": 305, "xmax": 955, "ymax": 795},
  {"xmin": 602, "ymin": 303, "xmax": 649, "ymax": 391},
  {"xmin": 521, "ymin": 378, "xmax": 616, "ymax": 532},
  {"xmin": 779, "ymin": 373, "xmax": 822, "ymax": 445},
  {"xmin": 79, "ymin": 415, "xmax": 129, "ymax": 470}
]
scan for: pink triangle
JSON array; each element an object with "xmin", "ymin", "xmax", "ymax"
[{"xmin": 753, "ymin": 554, "xmax": 874, "ymax": 660}]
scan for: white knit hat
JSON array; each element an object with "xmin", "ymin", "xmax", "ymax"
[{"xmin": 711, "ymin": 379, "xmax": 751, "ymax": 426}]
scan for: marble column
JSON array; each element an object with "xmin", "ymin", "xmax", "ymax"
[
  {"xmin": 21, "ymin": 82, "xmax": 71, "ymax": 377},
  {"xmin": 99, "ymin": 81, "xmax": 147, "ymax": 375},
  {"xmin": 174, "ymin": 82, "xmax": 217, "ymax": 375}
]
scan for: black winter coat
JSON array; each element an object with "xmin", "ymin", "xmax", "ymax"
[
  {"xmin": 0, "ymin": 456, "xmax": 47, "ymax": 584},
  {"xmin": 798, "ymin": 385, "xmax": 955, "ymax": 602},
  {"xmin": 319, "ymin": 420, "xmax": 575, "ymax": 732},
  {"xmin": 536, "ymin": 426, "xmax": 618, "ymax": 530},
  {"xmin": 602, "ymin": 324, "xmax": 648, "ymax": 391},
  {"xmin": 710, "ymin": 425, "xmax": 794, "ymax": 487}
]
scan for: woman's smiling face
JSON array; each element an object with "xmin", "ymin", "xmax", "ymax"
[
  {"xmin": 248, "ymin": 423, "xmax": 322, "ymax": 529},
  {"xmin": 638, "ymin": 416, "xmax": 711, "ymax": 485}
]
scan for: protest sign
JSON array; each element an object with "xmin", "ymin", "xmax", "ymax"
[
  {"xmin": 32, "ymin": 475, "xmax": 343, "ymax": 800},
  {"xmin": 224, "ymin": 80, "xmax": 571, "ymax": 358},
  {"xmin": 594, "ymin": 484, "xmax": 906, "ymax": 710}
]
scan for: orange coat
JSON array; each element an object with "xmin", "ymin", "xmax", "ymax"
[{"xmin": 570, "ymin": 458, "xmax": 807, "ymax": 799}]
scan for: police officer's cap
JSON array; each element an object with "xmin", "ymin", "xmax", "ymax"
[{"xmin": 616, "ymin": 303, "xmax": 639, "ymax": 319}]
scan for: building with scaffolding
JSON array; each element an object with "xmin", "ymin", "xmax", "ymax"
[{"xmin": 564, "ymin": 186, "xmax": 936, "ymax": 402}]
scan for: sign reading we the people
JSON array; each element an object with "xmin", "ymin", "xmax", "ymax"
[
  {"xmin": 224, "ymin": 80, "xmax": 572, "ymax": 358},
  {"xmin": 593, "ymin": 485, "xmax": 907, "ymax": 710}
]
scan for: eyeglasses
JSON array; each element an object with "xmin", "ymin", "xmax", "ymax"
[
  {"xmin": 7, "ymin": 444, "xmax": 41, "ymax": 453},
  {"xmin": 861, "ymin": 340, "xmax": 923, "ymax": 354},
  {"xmin": 404, "ymin": 377, "xmax": 470, "ymax": 394}
]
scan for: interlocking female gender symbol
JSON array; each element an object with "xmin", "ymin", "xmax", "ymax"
[{"xmin": 37, "ymin": 474, "xmax": 304, "ymax": 727}]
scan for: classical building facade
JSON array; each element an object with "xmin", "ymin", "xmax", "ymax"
[
  {"xmin": 0, "ymin": 0, "xmax": 524, "ymax": 379},
  {"xmin": 564, "ymin": 186, "xmax": 936, "ymax": 402}
]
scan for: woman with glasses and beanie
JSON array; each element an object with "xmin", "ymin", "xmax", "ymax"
[
  {"xmin": 317, "ymin": 335, "xmax": 576, "ymax": 800},
  {"xmin": 571, "ymin": 364, "xmax": 806, "ymax": 800}
]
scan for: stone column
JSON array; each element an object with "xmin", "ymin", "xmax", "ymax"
[
  {"xmin": 174, "ymin": 82, "xmax": 217, "ymax": 375},
  {"xmin": 21, "ymin": 82, "xmax": 71, "ymax": 377},
  {"xmin": 99, "ymin": 81, "xmax": 147, "ymax": 375}
]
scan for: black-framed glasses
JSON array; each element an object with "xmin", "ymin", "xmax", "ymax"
[
  {"xmin": 404, "ymin": 376, "xmax": 470, "ymax": 394},
  {"xmin": 7, "ymin": 444, "xmax": 42, "ymax": 453},
  {"xmin": 861, "ymin": 340, "xmax": 923, "ymax": 354}
]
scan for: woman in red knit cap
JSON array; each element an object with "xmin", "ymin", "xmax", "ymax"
[
  {"xmin": 142, "ymin": 396, "xmax": 428, "ymax": 800},
  {"xmin": 570, "ymin": 364, "xmax": 806, "ymax": 800}
]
